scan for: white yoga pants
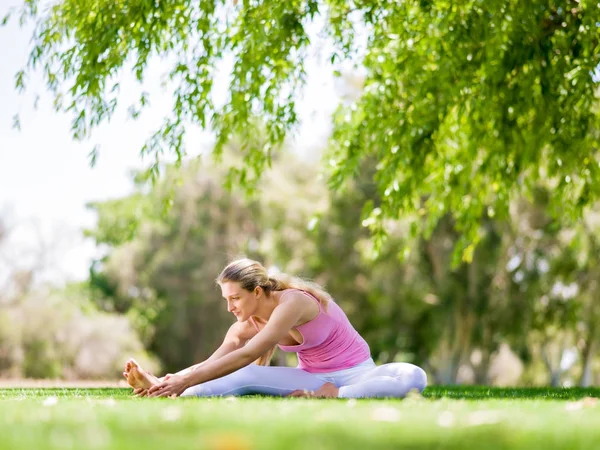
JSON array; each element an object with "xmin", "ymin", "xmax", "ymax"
[{"xmin": 180, "ymin": 358, "xmax": 427, "ymax": 398}]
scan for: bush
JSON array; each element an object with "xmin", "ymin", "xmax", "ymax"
[{"xmin": 0, "ymin": 284, "xmax": 159, "ymax": 379}]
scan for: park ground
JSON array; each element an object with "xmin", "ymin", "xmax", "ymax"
[{"xmin": 1, "ymin": 386, "xmax": 599, "ymax": 450}]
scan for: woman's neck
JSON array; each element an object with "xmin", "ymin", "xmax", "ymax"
[{"xmin": 251, "ymin": 290, "xmax": 281, "ymax": 323}]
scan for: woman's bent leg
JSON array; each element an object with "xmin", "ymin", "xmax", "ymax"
[
  {"xmin": 337, "ymin": 363, "xmax": 427, "ymax": 399},
  {"xmin": 180, "ymin": 364, "xmax": 326, "ymax": 397}
]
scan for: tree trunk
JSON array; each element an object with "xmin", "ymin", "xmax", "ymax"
[
  {"xmin": 541, "ymin": 342, "xmax": 563, "ymax": 387},
  {"xmin": 580, "ymin": 339, "xmax": 595, "ymax": 387},
  {"xmin": 273, "ymin": 349, "xmax": 287, "ymax": 367},
  {"xmin": 473, "ymin": 350, "xmax": 492, "ymax": 385},
  {"xmin": 550, "ymin": 370, "xmax": 562, "ymax": 387}
]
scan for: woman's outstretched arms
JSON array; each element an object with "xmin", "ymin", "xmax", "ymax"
[
  {"xmin": 148, "ymin": 297, "xmax": 306, "ymax": 397},
  {"xmin": 128, "ymin": 320, "xmax": 256, "ymax": 396}
]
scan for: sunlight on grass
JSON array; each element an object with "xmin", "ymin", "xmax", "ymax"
[{"xmin": 0, "ymin": 387, "xmax": 599, "ymax": 449}]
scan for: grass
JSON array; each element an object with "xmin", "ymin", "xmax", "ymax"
[{"xmin": 1, "ymin": 386, "xmax": 599, "ymax": 450}]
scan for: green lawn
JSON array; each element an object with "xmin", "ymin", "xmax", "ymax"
[{"xmin": 1, "ymin": 386, "xmax": 599, "ymax": 450}]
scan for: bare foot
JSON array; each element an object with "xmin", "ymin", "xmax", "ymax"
[
  {"xmin": 313, "ymin": 382, "xmax": 340, "ymax": 398},
  {"xmin": 123, "ymin": 359, "xmax": 160, "ymax": 390},
  {"xmin": 288, "ymin": 382, "xmax": 339, "ymax": 398}
]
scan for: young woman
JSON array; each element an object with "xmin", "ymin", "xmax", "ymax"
[{"xmin": 123, "ymin": 258, "xmax": 427, "ymax": 398}]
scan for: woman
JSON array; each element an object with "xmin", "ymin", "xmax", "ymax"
[{"xmin": 123, "ymin": 258, "xmax": 427, "ymax": 398}]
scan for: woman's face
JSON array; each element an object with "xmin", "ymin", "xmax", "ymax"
[{"xmin": 220, "ymin": 281, "xmax": 260, "ymax": 321}]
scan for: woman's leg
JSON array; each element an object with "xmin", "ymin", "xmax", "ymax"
[
  {"xmin": 337, "ymin": 363, "xmax": 427, "ymax": 399},
  {"xmin": 180, "ymin": 364, "xmax": 327, "ymax": 397}
]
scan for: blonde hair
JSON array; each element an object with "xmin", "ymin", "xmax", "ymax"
[{"xmin": 217, "ymin": 258, "xmax": 331, "ymax": 366}]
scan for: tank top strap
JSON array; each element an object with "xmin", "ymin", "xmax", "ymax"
[{"xmin": 281, "ymin": 289, "xmax": 323, "ymax": 312}]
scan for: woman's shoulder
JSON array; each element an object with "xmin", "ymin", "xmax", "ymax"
[
  {"xmin": 278, "ymin": 288, "xmax": 313, "ymax": 302},
  {"xmin": 277, "ymin": 289, "xmax": 321, "ymax": 316}
]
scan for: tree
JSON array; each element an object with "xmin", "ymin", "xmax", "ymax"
[
  {"xmin": 558, "ymin": 212, "xmax": 600, "ymax": 387},
  {"xmin": 7, "ymin": 0, "xmax": 600, "ymax": 255},
  {"xmin": 82, "ymin": 147, "xmax": 600, "ymax": 384}
]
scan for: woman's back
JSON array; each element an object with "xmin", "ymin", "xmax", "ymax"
[{"xmin": 277, "ymin": 289, "xmax": 371, "ymax": 373}]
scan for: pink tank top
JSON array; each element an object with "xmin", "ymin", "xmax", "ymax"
[{"xmin": 250, "ymin": 289, "xmax": 371, "ymax": 373}]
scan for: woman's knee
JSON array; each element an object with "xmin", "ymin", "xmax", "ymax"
[
  {"xmin": 380, "ymin": 362, "xmax": 427, "ymax": 392},
  {"xmin": 411, "ymin": 365, "xmax": 427, "ymax": 392}
]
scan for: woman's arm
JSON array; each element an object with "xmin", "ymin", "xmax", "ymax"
[
  {"xmin": 169, "ymin": 320, "xmax": 257, "ymax": 378},
  {"xmin": 148, "ymin": 297, "xmax": 305, "ymax": 397},
  {"xmin": 134, "ymin": 320, "xmax": 256, "ymax": 395}
]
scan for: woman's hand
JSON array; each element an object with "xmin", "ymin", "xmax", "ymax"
[
  {"xmin": 133, "ymin": 388, "xmax": 148, "ymax": 397},
  {"xmin": 132, "ymin": 373, "xmax": 176, "ymax": 397},
  {"xmin": 148, "ymin": 374, "xmax": 189, "ymax": 398}
]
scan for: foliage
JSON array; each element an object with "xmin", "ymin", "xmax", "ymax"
[
  {"xmin": 0, "ymin": 283, "xmax": 158, "ymax": 379},
  {"xmin": 6, "ymin": 0, "xmax": 600, "ymax": 256},
  {"xmin": 5, "ymin": 0, "xmax": 600, "ymax": 382},
  {"xmin": 82, "ymin": 147, "xmax": 600, "ymax": 385}
]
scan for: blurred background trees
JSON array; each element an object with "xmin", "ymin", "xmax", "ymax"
[
  {"xmin": 2, "ymin": 0, "xmax": 600, "ymax": 385},
  {"xmin": 3, "ymin": 145, "xmax": 600, "ymax": 385},
  {"xmin": 0, "ymin": 214, "xmax": 157, "ymax": 379}
]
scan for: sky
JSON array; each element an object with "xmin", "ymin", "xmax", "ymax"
[{"xmin": 0, "ymin": 2, "xmax": 341, "ymax": 285}]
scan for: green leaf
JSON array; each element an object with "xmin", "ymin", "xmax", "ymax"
[
  {"xmin": 88, "ymin": 145, "xmax": 99, "ymax": 168},
  {"xmin": 12, "ymin": 114, "xmax": 21, "ymax": 131}
]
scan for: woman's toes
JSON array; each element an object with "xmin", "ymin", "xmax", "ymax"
[{"xmin": 128, "ymin": 359, "xmax": 140, "ymax": 370}]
